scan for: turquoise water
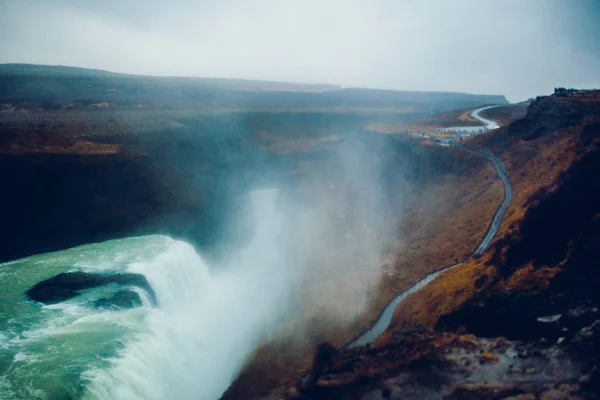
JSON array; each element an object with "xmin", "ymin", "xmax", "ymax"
[
  {"xmin": 0, "ymin": 189, "xmax": 291, "ymax": 400},
  {"xmin": 0, "ymin": 236, "xmax": 171, "ymax": 399}
]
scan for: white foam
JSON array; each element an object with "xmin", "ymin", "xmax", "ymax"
[
  {"xmin": 13, "ymin": 351, "xmax": 41, "ymax": 364},
  {"xmin": 84, "ymin": 189, "xmax": 290, "ymax": 400}
]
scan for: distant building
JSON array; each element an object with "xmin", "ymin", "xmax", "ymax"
[{"xmin": 554, "ymin": 87, "xmax": 579, "ymax": 97}]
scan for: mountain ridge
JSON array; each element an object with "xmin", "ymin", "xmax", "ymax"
[{"xmin": 0, "ymin": 63, "xmax": 508, "ymax": 111}]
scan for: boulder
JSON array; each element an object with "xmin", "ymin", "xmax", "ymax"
[
  {"xmin": 93, "ymin": 290, "xmax": 143, "ymax": 310},
  {"xmin": 26, "ymin": 271, "xmax": 156, "ymax": 305}
]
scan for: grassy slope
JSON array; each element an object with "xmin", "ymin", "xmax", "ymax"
[
  {"xmin": 388, "ymin": 95, "xmax": 600, "ymax": 333},
  {"xmin": 0, "ymin": 63, "xmax": 341, "ymax": 92},
  {"xmin": 367, "ymin": 108, "xmax": 484, "ymax": 134},
  {"xmin": 0, "ymin": 64, "xmax": 507, "ymax": 112},
  {"xmin": 479, "ymin": 103, "xmax": 529, "ymax": 127}
]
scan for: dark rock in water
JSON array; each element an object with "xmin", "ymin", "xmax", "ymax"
[
  {"xmin": 26, "ymin": 271, "xmax": 156, "ymax": 305},
  {"xmin": 93, "ymin": 290, "xmax": 143, "ymax": 310}
]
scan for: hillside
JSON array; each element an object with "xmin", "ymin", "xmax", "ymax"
[
  {"xmin": 0, "ymin": 64, "xmax": 507, "ymax": 112},
  {"xmin": 255, "ymin": 93, "xmax": 600, "ymax": 399}
]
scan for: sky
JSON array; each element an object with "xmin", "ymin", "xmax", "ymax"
[{"xmin": 0, "ymin": 0, "xmax": 599, "ymax": 102}]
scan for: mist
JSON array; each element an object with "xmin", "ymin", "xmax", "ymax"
[
  {"xmin": 81, "ymin": 137, "xmax": 399, "ymax": 399},
  {"xmin": 220, "ymin": 137, "xmax": 400, "ymax": 345},
  {"xmin": 1, "ymin": 0, "xmax": 599, "ymax": 101}
]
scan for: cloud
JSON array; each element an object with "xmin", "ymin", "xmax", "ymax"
[{"xmin": 0, "ymin": 0, "xmax": 599, "ymax": 101}]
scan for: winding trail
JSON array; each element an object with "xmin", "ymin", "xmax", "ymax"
[
  {"xmin": 470, "ymin": 105, "xmax": 501, "ymax": 130},
  {"xmin": 350, "ymin": 105, "xmax": 511, "ymax": 347}
]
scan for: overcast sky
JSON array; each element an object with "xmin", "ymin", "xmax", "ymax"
[{"xmin": 1, "ymin": 0, "xmax": 598, "ymax": 102}]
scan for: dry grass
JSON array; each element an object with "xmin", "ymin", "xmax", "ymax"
[
  {"xmin": 0, "ymin": 129, "xmax": 120, "ymax": 155},
  {"xmin": 479, "ymin": 104, "xmax": 528, "ymax": 127},
  {"xmin": 458, "ymin": 110, "xmax": 477, "ymax": 122},
  {"xmin": 429, "ymin": 132, "xmax": 454, "ymax": 139},
  {"xmin": 385, "ymin": 118, "xmax": 595, "ymax": 334},
  {"xmin": 368, "ymin": 108, "xmax": 482, "ymax": 134}
]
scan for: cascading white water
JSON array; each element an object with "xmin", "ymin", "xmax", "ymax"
[
  {"xmin": 84, "ymin": 189, "xmax": 289, "ymax": 400},
  {"xmin": 2, "ymin": 139, "xmax": 394, "ymax": 400},
  {"xmin": 0, "ymin": 189, "xmax": 291, "ymax": 400}
]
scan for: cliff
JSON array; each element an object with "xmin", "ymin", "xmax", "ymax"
[{"xmin": 262, "ymin": 93, "xmax": 600, "ymax": 399}]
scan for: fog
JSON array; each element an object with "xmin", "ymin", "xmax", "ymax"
[
  {"xmin": 216, "ymin": 138, "xmax": 399, "ymax": 346},
  {"xmin": 194, "ymin": 138, "xmax": 400, "ymax": 396},
  {"xmin": 105, "ymin": 139, "xmax": 399, "ymax": 399},
  {"xmin": 1, "ymin": 0, "xmax": 599, "ymax": 101}
]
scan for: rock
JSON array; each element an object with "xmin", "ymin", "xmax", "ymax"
[
  {"xmin": 578, "ymin": 374, "xmax": 591, "ymax": 384},
  {"xmin": 574, "ymin": 320, "xmax": 600, "ymax": 342},
  {"xmin": 557, "ymin": 337, "xmax": 566, "ymax": 345},
  {"xmin": 26, "ymin": 271, "xmax": 156, "ymax": 305},
  {"xmin": 540, "ymin": 389, "xmax": 569, "ymax": 400},
  {"xmin": 285, "ymin": 387, "xmax": 300, "ymax": 398},
  {"xmin": 537, "ymin": 314, "xmax": 562, "ymax": 323},
  {"xmin": 446, "ymin": 385, "xmax": 525, "ymax": 400},
  {"xmin": 555, "ymin": 383, "xmax": 578, "ymax": 393},
  {"xmin": 567, "ymin": 306, "xmax": 599, "ymax": 318},
  {"xmin": 537, "ymin": 338, "xmax": 550, "ymax": 348},
  {"xmin": 539, "ymin": 383, "xmax": 582, "ymax": 400},
  {"xmin": 519, "ymin": 350, "xmax": 529, "ymax": 358},
  {"xmin": 93, "ymin": 290, "xmax": 143, "ymax": 310},
  {"xmin": 504, "ymin": 395, "xmax": 535, "ymax": 400},
  {"xmin": 479, "ymin": 352, "xmax": 500, "ymax": 363}
]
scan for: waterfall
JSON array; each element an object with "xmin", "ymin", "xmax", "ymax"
[
  {"xmin": 84, "ymin": 189, "xmax": 287, "ymax": 400},
  {"xmin": 1, "ymin": 189, "xmax": 288, "ymax": 400}
]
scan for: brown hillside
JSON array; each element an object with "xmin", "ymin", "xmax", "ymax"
[
  {"xmin": 277, "ymin": 94, "xmax": 600, "ymax": 400},
  {"xmin": 390, "ymin": 94, "xmax": 600, "ymax": 332}
]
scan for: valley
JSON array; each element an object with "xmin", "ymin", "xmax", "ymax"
[
  {"xmin": 1, "ymin": 65, "xmax": 599, "ymax": 400},
  {"xmin": 280, "ymin": 92, "xmax": 600, "ymax": 400}
]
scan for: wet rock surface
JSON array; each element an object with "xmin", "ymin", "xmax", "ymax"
[
  {"xmin": 92, "ymin": 289, "xmax": 143, "ymax": 310},
  {"xmin": 26, "ymin": 271, "xmax": 156, "ymax": 305},
  {"xmin": 291, "ymin": 329, "xmax": 589, "ymax": 400}
]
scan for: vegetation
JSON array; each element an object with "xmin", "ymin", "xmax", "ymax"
[{"xmin": 0, "ymin": 64, "xmax": 507, "ymax": 112}]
